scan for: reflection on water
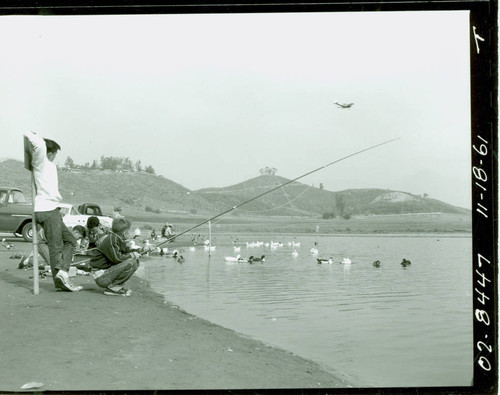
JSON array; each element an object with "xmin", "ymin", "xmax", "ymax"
[{"xmin": 136, "ymin": 234, "xmax": 473, "ymax": 387}]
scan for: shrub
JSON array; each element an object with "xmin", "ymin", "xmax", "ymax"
[
  {"xmin": 120, "ymin": 197, "xmax": 135, "ymax": 205},
  {"xmin": 145, "ymin": 205, "xmax": 161, "ymax": 214},
  {"xmin": 322, "ymin": 212, "xmax": 335, "ymax": 219}
]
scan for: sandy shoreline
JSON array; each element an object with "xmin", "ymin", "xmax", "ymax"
[{"xmin": 0, "ymin": 241, "xmax": 352, "ymax": 392}]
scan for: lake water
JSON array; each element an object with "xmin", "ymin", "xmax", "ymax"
[{"xmin": 135, "ymin": 234, "xmax": 473, "ymax": 388}]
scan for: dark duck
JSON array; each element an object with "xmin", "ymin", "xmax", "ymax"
[
  {"xmin": 248, "ymin": 255, "xmax": 265, "ymax": 264},
  {"xmin": 401, "ymin": 258, "xmax": 411, "ymax": 267}
]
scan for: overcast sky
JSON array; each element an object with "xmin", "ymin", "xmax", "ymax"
[{"xmin": 0, "ymin": 11, "xmax": 472, "ymax": 208}]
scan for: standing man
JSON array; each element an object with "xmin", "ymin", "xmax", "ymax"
[
  {"xmin": 24, "ymin": 131, "xmax": 81, "ymax": 292},
  {"xmin": 161, "ymin": 222, "xmax": 174, "ymax": 239},
  {"xmin": 112, "ymin": 206, "xmax": 124, "ymax": 220}
]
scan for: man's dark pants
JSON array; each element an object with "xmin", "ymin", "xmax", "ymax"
[{"xmin": 35, "ymin": 209, "xmax": 76, "ymax": 285}]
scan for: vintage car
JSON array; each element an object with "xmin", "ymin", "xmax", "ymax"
[
  {"xmin": 57, "ymin": 203, "xmax": 113, "ymax": 230},
  {"xmin": 0, "ymin": 187, "xmax": 34, "ymax": 241},
  {"xmin": 0, "ymin": 187, "xmax": 111, "ymax": 242}
]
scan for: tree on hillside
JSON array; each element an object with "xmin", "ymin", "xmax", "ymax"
[
  {"xmin": 100, "ymin": 155, "xmax": 116, "ymax": 171},
  {"xmin": 91, "ymin": 160, "xmax": 99, "ymax": 170},
  {"xmin": 100, "ymin": 155, "xmax": 135, "ymax": 171},
  {"xmin": 145, "ymin": 165, "xmax": 155, "ymax": 174},
  {"xmin": 123, "ymin": 157, "xmax": 134, "ymax": 171},
  {"xmin": 319, "ymin": 183, "xmax": 324, "ymax": 190},
  {"xmin": 259, "ymin": 167, "xmax": 277, "ymax": 176},
  {"xmin": 135, "ymin": 160, "xmax": 142, "ymax": 172},
  {"xmin": 65, "ymin": 156, "xmax": 75, "ymax": 169}
]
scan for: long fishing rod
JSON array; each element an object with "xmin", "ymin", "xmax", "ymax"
[{"xmin": 145, "ymin": 137, "xmax": 400, "ymax": 255}]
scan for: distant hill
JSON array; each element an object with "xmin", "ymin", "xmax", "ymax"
[
  {"xmin": 193, "ymin": 175, "xmax": 469, "ymax": 217},
  {"xmin": 0, "ymin": 159, "xmax": 212, "ymax": 216},
  {"xmin": 0, "ymin": 159, "xmax": 469, "ymax": 218}
]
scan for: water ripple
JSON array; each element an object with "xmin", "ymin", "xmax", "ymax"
[{"xmin": 138, "ymin": 234, "xmax": 472, "ymax": 387}]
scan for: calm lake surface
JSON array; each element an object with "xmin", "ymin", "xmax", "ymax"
[{"xmin": 135, "ymin": 234, "xmax": 473, "ymax": 388}]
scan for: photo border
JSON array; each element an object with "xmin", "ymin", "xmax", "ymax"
[{"xmin": 0, "ymin": 1, "xmax": 497, "ymax": 393}]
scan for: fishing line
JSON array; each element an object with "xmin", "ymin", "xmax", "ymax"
[
  {"xmin": 274, "ymin": 174, "xmax": 295, "ymax": 207},
  {"xmin": 239, "ymin": 184, "xmax": 313, "ymax": 213},
  {"xmin": 146, "ymin": 137, "xmax": 400, "ymax": 255}
]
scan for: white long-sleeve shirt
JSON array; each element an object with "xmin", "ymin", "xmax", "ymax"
[{"xmin": 24, "ymin": 131, "xmax": 62, "ymax": 212}]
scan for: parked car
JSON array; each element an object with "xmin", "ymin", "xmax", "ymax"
[
  {"xmin": 0, "ymin": 187, "xmax": 34, "ymax": 241},
  {"xmin": 0, "ymin": 187, "xmax": 112, "ymax": 242},
  {"xmin": 57, "ymin": 203, "xmax": 113, "ymax": 230},
  {"xmin": 77, "ymin": 203, "xmax": 107, "ymax": 217}
]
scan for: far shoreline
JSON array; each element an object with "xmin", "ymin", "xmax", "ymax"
[{"xmin": 128, "ymin": 211, "xmax": 472, "ymax": 238}]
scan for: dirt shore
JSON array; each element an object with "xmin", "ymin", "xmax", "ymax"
[{"xmin": 0, "ymin": 239, "xmax": 352, "ymax": 392}]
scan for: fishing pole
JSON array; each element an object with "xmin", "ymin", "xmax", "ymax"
[{"xmin": 145, "ymin": 137, "xmax": 400, "ymax": 255}]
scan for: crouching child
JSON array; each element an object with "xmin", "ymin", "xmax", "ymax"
[{"xmin": 90, "ymin": 218, "xmax": 140, "ymax": 296}]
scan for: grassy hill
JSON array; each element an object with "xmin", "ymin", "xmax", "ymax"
[
  {"xmin": 0, "ymin": 159, "xmax": 469, "ymax": 224},
  {"xmin": 0, "ymin": 159, "xmax": 212, "ymax": 218},
  {"xmin": 193, "ymin": 175, "xmax": 469, "ymax": 217}
]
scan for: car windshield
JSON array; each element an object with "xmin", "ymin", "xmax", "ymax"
[
  {"xmin": 58, "ymin": 206, "xmax": 79, "ymax": 216},
  {"xmin": 9, "ymin": 190, "xmax": 27, "ymax": 203}
]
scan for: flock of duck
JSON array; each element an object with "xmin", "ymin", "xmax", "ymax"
[
  {"xmin": 3, "ymin": 236, "xmax": 412, "ymax": 268},
  {"xmin": 315, "ymin": 258, "xmax": 412, "ymax": 268},
  {"xmin": 225, "ymin": 254, "xmax": 266, "ymax": 264},
  {"xmin": 222, "ymin": 239, "xmax": 412, "ymax": 268},
  {"xmin": 129, "ymin": 238, "xmax": 413, "ymax": 268}
]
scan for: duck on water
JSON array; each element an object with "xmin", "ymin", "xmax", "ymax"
[
  {"xmin": 248, "ymin": 255, "xmax": 265, "ymax": 264},
  {"xmin": 401, "ymin": 258, "xmax": 411, "ymax": 267}
]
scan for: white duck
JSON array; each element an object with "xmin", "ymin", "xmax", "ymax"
[
  {"xmin": 225, "ymin": 254, "xmax": 242, "ymax": 262},
  {"xmin": 128, "ymin": 240, "xmax": 142, "ymax": 251},
  {"xmin": 143, "ymin": 239, "xmax": 156, "ymax": 252},
  {"xmin": 342, "ymin": 258, "xmax": 352, "ymax": 265},
  {"xmin": 2, "ymin": 238, "xmax": 14, "ymax": 249}
]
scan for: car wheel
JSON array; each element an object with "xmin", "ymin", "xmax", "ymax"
[{"xmin": 22, "ymin": 222, "xmax": 36, "ymax": 242}]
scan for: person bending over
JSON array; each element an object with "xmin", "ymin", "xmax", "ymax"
[
  {"xmin": 90, "ymin": 217, "xmax": 140, "ymax": 296},
  {"xmin": 86, "ymin": 216, "xmax": 110, "ymax": 250},
  {"xmin": 72, "ymin": 225, "xmax": 89, "ymax": 254}
]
